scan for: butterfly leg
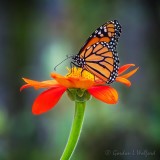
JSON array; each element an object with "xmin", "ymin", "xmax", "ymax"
[
  {"xmin": 68, "ymin": 62, "xmax": 79, "ymax": 75},
  {"xmin": 80, "ymin": 68, "xmax": 86, "ymax": 77},
  {"xmin": 67, "ymin": 62, "xmax": 74, "ymax": 76}
]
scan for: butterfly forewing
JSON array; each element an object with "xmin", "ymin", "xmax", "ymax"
[{"xmin": 79, "ymin": 20, "xmax": 122, "ymax": 54}]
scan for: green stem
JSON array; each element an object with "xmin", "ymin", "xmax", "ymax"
[{"xmin": 60, "ymin": 101, "xmax": 86, "ymax": 160}]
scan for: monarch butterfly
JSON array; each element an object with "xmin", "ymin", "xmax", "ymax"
[{"xmin": 71, "ymin": 20, "xmax": 122, "ymax": 84}]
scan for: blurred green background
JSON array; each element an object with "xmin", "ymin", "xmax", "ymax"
[{"xmin": 0, "ymin": 0, "xmax": 160, "ymax": 160}]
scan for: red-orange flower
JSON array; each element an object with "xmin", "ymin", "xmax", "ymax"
[{"xmin": 20, "ymin": 64, "xmax": 138, "ymax": 115}]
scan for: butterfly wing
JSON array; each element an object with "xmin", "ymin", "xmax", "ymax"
[
  {"xmin": 78, "ymin": 20, "xmax": 122, "ymax": 55},
  {"xmin": 81, "ymin": 41, "xmax": 119, "ymax": 83}
]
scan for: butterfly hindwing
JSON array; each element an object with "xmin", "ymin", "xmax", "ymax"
[{"xmin": 83, "ymin": 42, "xmax": 119, "ymax": 83}]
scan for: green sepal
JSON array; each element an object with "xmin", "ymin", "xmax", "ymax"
[{"xmin": 67, "ymin": 88, "xmax": 91, "ymax": 102}]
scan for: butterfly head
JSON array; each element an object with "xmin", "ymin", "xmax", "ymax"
[{"xmin": 72, "ymin": 55, "xmax": 85, "ymax": 68}]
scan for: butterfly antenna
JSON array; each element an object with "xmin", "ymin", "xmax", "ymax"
[{"xmin": 54, "ymin": 55, "xmax": 73, "ymax": 71}]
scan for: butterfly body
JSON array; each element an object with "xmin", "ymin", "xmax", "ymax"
[{"xmin": 72, "ymin": 20, "xmax": 122, "ymax": 84}]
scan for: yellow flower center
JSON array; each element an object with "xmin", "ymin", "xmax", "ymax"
[{"xmin": 66, "ymin": 67, "xmax": 94, "ymax": 81}]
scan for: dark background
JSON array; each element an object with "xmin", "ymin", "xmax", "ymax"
[{"xmin": 0, "ymin": 0, "xmax": 160, "ymax": 159}]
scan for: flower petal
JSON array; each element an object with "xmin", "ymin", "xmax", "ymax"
[
  {"xmin": 32, "ymin": 86, "xmax": 67, "ymax": 115},
  {"xmin": 118, "ymin": 64, "xmax": 135, "ymax": 75},
  {"xmin": 20, "ymin": 78, "xmax": 58, "ymax": 91},
  {"xmin": 116, "ymin": 77, "xmax": 131, "ymax": 87},
  {"xmin": 88, "ymin": 86, "xmax": 118, "ymax": 104},
  {"xmin": 69, "ymin": 78, "xmax": 95, "ymax": 89},
  {"xmin": 20, "ymin": 84, "xmax": 32, "ymax": 91},
  {"xmin": 51, "ymin": 73, "xmax": 74, "ymax": 88},
  {"xmin": 120, "ymin": 67, "xmax": 139, "ymax": 79},
  {"xmin": 51, "ymin": 73, "xmax": 95, "ymax": 89}
]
